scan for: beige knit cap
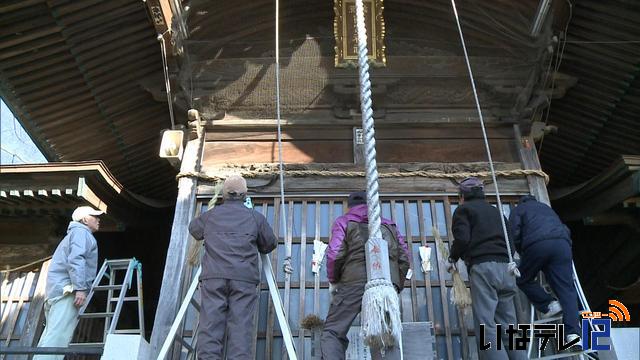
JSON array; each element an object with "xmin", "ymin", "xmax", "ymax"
[{"xmin": 223, "ymin": 174, "xmax": 247, "ymax": 196}]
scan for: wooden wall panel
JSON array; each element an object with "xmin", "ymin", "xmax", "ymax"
[
  {"xmin": 202, "ymin": 125, "xmax": 520, "ymax": 166},
  {"xmin": 195, "ymin": 195, "xmax": 520, "ymax": 360},
  {"xmin": 203, "ymin": 141, "xmax": 353, "ymax": 164},
  {"xmin": 203, "ymin": 139, "xmax": 518, "ymax": 165},
  {"xmin": 1, "ymin": 261, "xmax": 49, "ymax": 357}
]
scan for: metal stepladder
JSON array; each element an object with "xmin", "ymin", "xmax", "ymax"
[
  {"xmin": 157, "ymin": 253, "xmax": 297, "ymax": 360},
  {"xmin": 526, "ymin": 263, "xmax": 607, "ymax": 360},
  {"xmin": 74, "ymin": 258, "xmax": 145, "ymax": 348}
]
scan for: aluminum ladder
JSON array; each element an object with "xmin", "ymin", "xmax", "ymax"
[
  {"xmin": 527, "ymin": 264, "xmax": 609, "ymax": 360},
  {"xmin": 74, "ymin": 258, "xmax": 145, "ymax": 347},
  {"xmin": 157, "ymin": 253, "xmax": 297, "ymax": 360}
]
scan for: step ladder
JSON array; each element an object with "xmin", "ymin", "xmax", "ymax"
[
  {"xmin": 527, "ymin": 263, "xmax": 607, "ymax": 360},
  {"xmin": 74, "ymin": 258, "xmax": 145, "ymax": 347},
  {"xmin": 157, "ymin": 253, "xmax": 297, "ymax": 360}
]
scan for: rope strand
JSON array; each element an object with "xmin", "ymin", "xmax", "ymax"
[
  {"xmin": 274, "ymin": 0, "xmax": 289, "ymax": 263},
  {"xmin": 450, "ymin": 0, "xmax": 519, "ymax": 277},
  {"xmin": 354, "ymin": 0, "xmax": 403, "ymax": 353},
  {"xmin": 176, "ymin": 168, "xmax": 549, "ymax": 183},
  {"xmin": 158, "ymin": 33, "xmax": 175, "ymax": 129}
]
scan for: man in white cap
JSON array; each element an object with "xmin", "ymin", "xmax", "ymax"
[
  {"xmin": 189, "ymin": 174, "xmax": 277, "ymax": 360},
  {"xmin": 34, "ymin": 206, "xmax": 103, "ymax": 360}
]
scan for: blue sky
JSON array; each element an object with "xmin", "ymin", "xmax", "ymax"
[{"xmin": 1, "ymin": 98, "xmax": 47, "ymax": 164}]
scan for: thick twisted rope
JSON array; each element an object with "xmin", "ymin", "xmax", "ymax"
[
  {"xmin": 356, "ymin": 1, "xmax": 383, "ymax": 247},
  {"xmin": 450, "ymin": 0, "xmax": 519, "ymax": 277},
  {"xmin": 354, "ymin": 0, "xmax": 402, "ymax": 353},
  {"xmin": 176, "ymin": 168, "xmax": 549, "ymax": 183}
]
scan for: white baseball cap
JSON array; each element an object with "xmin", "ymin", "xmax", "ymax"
[{"xmin": 72, "ymin": 206, "xmax": 104, "ymax": 222}]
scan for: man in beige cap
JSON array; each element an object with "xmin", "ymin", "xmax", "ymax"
[
  {"xmin": 189, "ymin": 175, "xmax": 277, "ymax": 360},
  {"xmin": 34, "ymin": 206, "xmax": 103, "ymax": 359}
]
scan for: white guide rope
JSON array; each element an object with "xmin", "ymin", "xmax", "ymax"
[
  {"xmin": 158, "ymin": 33, "xmax": 176, "ymax": 129},
  {"xmin": 450, "ymin": 0, "xmax": 519, "ymax": 277}
]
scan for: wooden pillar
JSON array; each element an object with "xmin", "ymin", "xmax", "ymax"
[
  {"xmin": 149, "ymin": 127, "xmax": 203, "ymax": 358},
  {"xmin": 514, "ymin": 124, "xmax": 550, "ymax": 205},
  {"xmin": 513, "ymin": 124, "xmax": 554, "ymax": 326}
]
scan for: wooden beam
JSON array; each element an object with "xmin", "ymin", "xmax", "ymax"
[
  {"xmin": 514, "ymin": 124, "xmax": 550, "ymax": 205},
  {"xmin": 561, "ymin": 173, "xmax": 640, "ymax": 221},
  {"xmin": 197, "ymin": 112, "xmax": 514, "ymax": 129},
  {"xmin": 149, "ymin": 133, "xmax": 204, "ymax": 357},
  {"xmin": 202, "ymin": 138, "xmax": 518, "ymax": 166},
  {"xmin": 204, "ymin": 126, "xmax": 516, "ymax": 141},
  {"xmin": 144, "ymin": 0, "xmax": 174, "ymax": 36},
  {"xmin": 198, "ymin": 177, "xmax": 530, "ymax": 197},
  {"xmin": 0, "ymin": 244, "xmax": 53, "ymax": 268},
  {"xmin": 0, "ymin": 0, "xmax": 42, "ymax": 14}
]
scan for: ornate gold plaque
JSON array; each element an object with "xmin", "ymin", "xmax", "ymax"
[{"xmin": 334, "ymin": 0, "xmax": 386, "ymax": 68}]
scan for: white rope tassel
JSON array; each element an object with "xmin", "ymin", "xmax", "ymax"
[
  {"xmin": 354, "ymin": 0, "xmax": 403, "ymax": 352},
  {"xmin": 361, "ymin": 279, "xmax": 403, "ymax": 349},
  {"xmin": 450, "ymin": 0, "xmax": 519, "ymax": 277}
]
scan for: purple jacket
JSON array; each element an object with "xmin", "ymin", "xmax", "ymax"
[{"xmin": 326, "ymin": 204, "xmax": 410, "ymax": 285}]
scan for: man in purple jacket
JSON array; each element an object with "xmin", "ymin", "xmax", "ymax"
[{"xmin": 321, "ymin": 191, "xmax": 411, "ymax": 360}]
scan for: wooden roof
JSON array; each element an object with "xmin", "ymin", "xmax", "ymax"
[
  {"xmin": 540, "ymin": 1, "xmax": 640, "ymax": 186},
  {"xmin": 0, "ymin": 0, "xmax": 638, "ymax": 196},
  {"xmin": 551, "ymin": 155, "xmax": 640, "ymax": 221},
  {"xmin": 0, "ymin": 161, "xmax": 169, "ymax": 230},
  {"xmin": 0, "ymin": 0, "xmax": 177, "ymax": 200}
]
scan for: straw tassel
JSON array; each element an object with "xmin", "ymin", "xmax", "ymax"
[{"xmin": 434, "ymin": 226, "xmax": 472, "ymax": 308}]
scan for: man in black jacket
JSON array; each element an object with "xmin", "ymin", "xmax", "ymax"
[
  {"xmin": 449, "ymin": 177, "xmax": 525, "ymax": 360},
  {"xmin": 189, "ymin": 175, "xmax": 277, "ymax": 360},
  {"xmin": 509, "ymin": 195, "xmax": 580, "ymax": 349}
]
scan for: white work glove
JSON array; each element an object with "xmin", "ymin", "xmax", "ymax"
[
  {"xmin": 283, "ymin": 256, "xmax": 293, "ymax": 275},
  {"xmin": 329, "ymin": 283, "xmax": 337, "ymax": 297}
]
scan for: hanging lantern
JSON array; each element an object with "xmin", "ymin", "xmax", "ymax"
[{"xmin": 159, "ymin": 129, "xmax": 185, "ymax": 167}]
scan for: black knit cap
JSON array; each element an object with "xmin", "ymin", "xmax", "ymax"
[{"xmin": 347, "ymin": 191, "xmax": 367, "ymax": 208}]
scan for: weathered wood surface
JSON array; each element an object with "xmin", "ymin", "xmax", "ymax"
[
  {"xmin": 202, "ymin": 139, "xmax": 518, "ymax": 165},
  {"xmin": 193, "ymin": 195, "xmax": 521, "ymax": 360},
  {"xmin": 551, "ymin": 155, "xmax": 640, "ymax": 221},
  {"xmin": 514, "ymin": 125, "xmax": 550, "ymax": 205},
  {"xmin": 199, "ymin": 112, "xmax": 512, "ymax": 128},
  {"xmin": 149, "ymin": 137, "xmax": 203, "ymax": 358},
  {"xmin": 346, "ymin": 322, "xmax": 436, "ymax": 360},
  {"xmin": 0, "ymin": 261, "xmax": 49, "ymax": 359},
  {"xmin": 15, "ymin": 260, "xmax": 50, "ymax": 360},
  {"xmin": 196, "ymin": 162, "xmax": 532, "ymax": 196},
  {"xmin": 204, "ymin": 125, "xmax": 516, "ymax": 140},
  {"xmin": 0, "ymin": 244, "xmax": 53, "ymax": 269}
]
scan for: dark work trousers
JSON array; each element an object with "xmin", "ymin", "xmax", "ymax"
[
  {"xmin": 517, "ymin": 239, "xmax": 580, "ymax": 335},
  {"xmin": 469, "ymin": 262, "xmax": 527, "ymax": 360},
  {"xmin": 320, "ymin": 284, "xmax": 365, "ymax": 360},
  {"xmin": 198, "ymin": 278, "xmax": 258, "ymax": 360}
]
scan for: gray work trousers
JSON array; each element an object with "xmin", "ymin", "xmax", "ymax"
[
  {"xmin": 469, "ymin": 262, "xmax": 527, "ymax": 360},
  {"xmin": 198, "ymin": 278, "xmax": 258, "ymax": 360},
  {"xmin": 320, "ymin": 284, "xmax": 364, "ymax": 360}
]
